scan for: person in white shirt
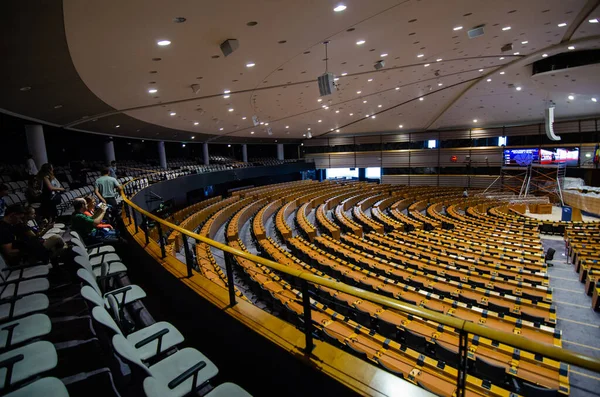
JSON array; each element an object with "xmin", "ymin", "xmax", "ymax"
[{"xmin": 25, "ymin": 154, "xmax": 38, "ymax": 176}]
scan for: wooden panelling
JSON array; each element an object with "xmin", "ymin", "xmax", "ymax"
[
  {"xmin": 329, "ymin": 136, "xmax": 355, "ymax": 146},
  {"xmin": 409, "ymin": 150, "xmax": 439, "ymax": 167},
  {"xmin": 355, "ymin": 152, "xmax": 381, "ymax": 168},
  {"xmin": 439, "ymin": 129, "xmax": 470, "ymax": 140},
  {"xmin": 381, "ymin": 133, "xmax": 411, "ymax": 143},
  {"xmin": 439, "ymin": 175, "xmax": 469, "ymax": 187},
  {"xmin": 470, "ymin": 127, "xmax": 504, "ymax": 139},
  {"xmin": 329, "ymin": 152, "xmax": 355, "ymax": 168},
  {"xmin": 554, "ymin": 121, "xmax": 580, "ymax": 134},
  {"xmin": 381, "ymin": 175, "xmax": 409, "ymax": 185},
  {"xmin": 439, "ymin": 149, "xmax": 471, "ymax": 167},
  {"xmin": 410, "ymin": 175, "xmax": 438, "ymax": 186},
  {"xmin": 382, "ymin": 151, "xmax": 410, "ymax": 167},
  {"xmin": 304, "ymin": 138, "xmax": 328, "ymax": 147},
  {"xmin": 355, "ymin": 135, "xmax": 382, "ymax": 145},
  {"xmin": 580, "ymin": 119, "xmax": 597, "ymax": 133},
  {"xmin": 470, "ymin": 147, "xmax": 503, "ymax": 167},
  {"xmin": 503, "ymin": 124, "xmax": 539, "ymax": 136}
]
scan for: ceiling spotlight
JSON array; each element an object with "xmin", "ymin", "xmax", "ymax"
[
  {"xmin": 371, "ymin": 115, "xmax": 376, "ymax": 119},
  {"xmin": 356, "ymin": 40, "xmax": 366, "ymax": 45},
  {"xmin": 500, "ymin": 71, "xmax": 505, "ymax": 75},
  {"xmin": 323, "ymin": 106, "xmax": 329, "ymax": 109},
  {"xmin": 335, "ymin": 110, "xmax": 339, "ymax": 113},
  {"xmin": 333, "ymin": 4, "xmax": 347, "ymax": 12},
  {"xmin": 336, "ymin": 129, "xmax": 340, "ymax": 132},
  {"xmin": 436, "ymin": 58, "xmax": 443, "ymax": 62},
  {"xmin": 341, "ymin": 72, "xmax": 348, "ymax": 76},
  {"xmin": 378, "ymin": 104, "xmax": 382, "ymax": 108},
  {"xmin": 349, "ymin": 113, "xmax": 354, "ymax": 116},
  {"xmin": 246, "ymin": 62, "xmax": 255, "ymax": 68},
  {"xmin": 318, "ymin": 119, "xmax": 322, "ymax": 122},
  {"xmin": 19, "ymin": 86, "xmax": 31, "ymax": 91},
  {"xmin": 365, "ymin": 115, "xmax": 370, "ymax": 118},
  {"xmin": 115, "ymin": 125, "xmax": 120, "ymax": 128},
  {"xmin": 228, "ymin": 144, "xmax": 231, "ymax": 147},
  {"xmin": 513, "ymin": 52, "xmax": 520, "ymax": 55},
  {"xmin": 368, "ymin": 78, "xmax": 373, "ymax": 82},
  {"xmin": 542, "ymin": 53, "xmax": 548, "ymax": 58},
  {"xmin": 499, "ymin": 57, "xmax": 505, "ymax": 60},
  {"xmin": 453, "ymin": 26, "xmax": 463, "ymax": 31},
  {"xmin": 502, "ymin": 26, "xmax": 511, "ymax": 31},
  {"xmin": 170, "ymin": 112, "xmax": 176, "ymax": 116},
  {"xmin": 242, "ymin": 116, "xmax": 247, "ymax": 120},
  {"xmin": 568, "ymin": 95, "xmax": 574, "ymax": 100},
  {"xmin": 265, "ymin": 123, "xmax": 270, "ymax": 126},
  {"xmin": 398, "ymin": 124, "xmax": 403, "ymax": 128},
  {"xmin": 318, "ymin": 98, "xmax": 322, "ymax": 102},
  {"xmin": 478, "ymin": 69, "xmax": 484, "ymax": 72},
  {"xmin": 486, "ymin": 78, "xmax": 492, "ymax": 82},
  {"xmin": 424, "ymin": 63, "xmax": 430, "ymax": 67},
  {"xmin": 558, "ymin": 23, "xmax": 567, "ymax": 27},
  {"xmin": 334, "ymin": 77, "xmax": 339, "ymax": 81},
  {"xmin": 260, "ymin": 121, "xmax": 264, "ymax": 125},
  {"xmin": 194, "ymin": 122, "xmax": 199, "ymax": 125},
  {"xmin": 251, "ymin": 131, "xmax": 255, "ymax": 134},
  {"xmin": 568, "ymin": 45, "xmax": 575, "ymax": 50},
  {"xmin": 285, "ymin": 125, "xmax": 289, "ymax": 128},
  {"xmin": 148, "ymin": 88, "xmax": 158, "ymax": 94},
  {"xmin": 219, "ymin": 127, "xmax": 224, "ymax": 131},
  {"xmin": 438, "ymin": 82, "xmax": 443, "ymax": 86},
  {"xmin": 54, "ymin": 104, "xmax": 62, "ymax": 109},
  {"xmin": 357, "ymin": 91, "xmax": 362, "ymax": 94},
  {"xmin": 223, "ymin": 95, "xmax": 230, "ymax": 98},
  {"xmin": 157, "ymin": 40, "xmax": 171, "ymax": 46},
  {"xmin": 182, "ymin": 143, "xmax": 186, "ymax": 147},
  {"xmin": 417, "ymin": 54, "xmax": 424, "ymax": 58},
  {"xmin": 381, "ymin": 53, "xmax": 388, "ymax": 57},
  {"xmin": 592, "ymin": 98, "xmax": 597, "ymax": 102},
  {"xmin": 191, "ymin": 136, "xmax": 195, "ymax": 139},
  {"xmin": 224, "ymin": 90, "xmax": 231, "ymax": 94},
  {"xmin": 589, "ymin": 18, "xmax": 599, "ymax": 23},
  {"xmin": 303, "ymin": 134, "xmax": 306, "ymax": 137},
  {"xmin": 515, "ymin": 86, "xmax": 522, "ymax": 91},
  {"xmin": 363, "ymin": 100, "xmax": 367, "ymax": 103},
  {"xmin": 473, "ymin": 119, "xmax": 478, "ymax": 123},
  {"xmin": 521, "ymin": 41, "xmax": 528, "ymax": 44},
  {"xmin": 228, "ymin": 108, "xmax": 234, "ymax": 112},
  {"xmin": 419, "ymin": 97, "xmax": 424, "ymax": 101},
  {"xmin": 395, "ymin": 87, "xmax": 400, "ymax": 90}
]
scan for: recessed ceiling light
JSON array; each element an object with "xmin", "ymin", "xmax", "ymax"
[
  {"xmin": 335, "ymin": 110, "xmax": 340, "ymax": 113},
  {"xmin": 341, "ymin": 72, "xmax": 348, "ymax": 76},
  {"xmin": 378, "ymin": 104, "xmax": 382, "ymax": 108},
  {"xmin": 436, "ymin": 58, "xmax": 443, "ymax": 62},
  {"xmin": 542, "ymin": 53, "xmax": 548, "ymax": 58},
  {"xmin": 317, "ymin": 98, "xmax": 322, "ymax": 102},
  {"xmin": 473, "ymin": 119, "xmax": 478, "ymax": 123},
  {"xmin": 513, "ymin": 52, "xmax": 520, "ymax": 55},
  {"xmin": 500, "ymin": 71, "xmax": 505, "ymax": 75},
  {"xmin": 194, "ymin": 122, "xmax": 199, "ymax": 125},
  {"xmin": 242, "ymin": 116, "xmax": 247, "ymax": 120},
  {"xmin": 285, "ymin": 125, "xmax": 289, "ymax": 128},
  {"xmin": 170, "ymin": 112, "xmax": 176, "ymax": 116},
  {"xmin": 558, "ymin": 23, "xmax": 567, "ymax": 27},
  {"xmin": 224, "ymin": 90, "xmax": 231, "ymax": 94},
  {"xmin": 478, "ymin": 69, "xmax": 484, "ymax": 72},
  {"xmin": 438, "ymin": 82, "xmax": 443, "ymax": 86},
  {"xmin": 251, "ymin": 131, "xmax": 255, "ymax": 134},
  {"xmin": 515, "ymin": 86, "xmax": 522, "ymax": 91},
  {"xmin": 349, "ymin": 113, "xmax": 354, "ymax": 116},
  {"xmin": 502, "ymin": 26, "xmax": 511, "ymax": 31},
  {"xmin": 381, "ymin": 53, "xmax": 388, "ymax": 57},
  {"xmin": 486, "ymin": 78, "xmax": 492, "ymax": 82},
  {"xmin": 363, "ymin": 100, "xmax": 367, "ymax": 103},
  {"xmin": 191, "ymin": 136, "xmax": 195, "ymax": 139},
  {"xmin": 592, "ymin": 98, "xmax": 597, "ymax": 102},
  {"xmin": 228, "ymin": 108, "xmax": 234, "ymax": 112},
  {"xmin": 336, "ymin": 129, "xmax": 340, "ymax": 132},
  {"xmin": 182, "ymin": 143, "xmax": 186, "ymax": 147},
  {"xmin": 568, "ymin": 46, "xmax": 575, "ymax": 50},
  {"xmin": 499, "ymin": 57, "xmax": 505, "ymax": 60},
  {"xmin": 246, "ymin": 62, "xmax": 255, "ymax": 68},
  {"xmin": 334, "ymin": 77, "xmax": 340, "ymax": 81},
  {"xmin": 371, "ymin": 115, "xmax": 376, "ymax": 119},
  {"xmin": 589, "ymin": 18, "xmax": 599, "ymax": 23},
  {"xmin": 424, "ymin": 63, "xmax": 430, "ymax": 67},
  {"xmin": 365, "ymin": 115, "xmax": 370, "ymax": 118},
  {"xmin": 308, "ymin": 128, "xmax": 311, "ymax": 130},
  {"xmin": 19, "ymin": 86, "xmax": 31, "ymax": 91},
  {"xmin": 398, "ymin": 124, "xmax": 403, "ymax": 128},
  {"xmin": 368, "ymin": 78, "xmax": 373, "ymax": 82},
  {"xmin": 318, "ymin": 119, "xmax": 322, "ymax": 122},
  {"xmin": 260, "ymin": 122, "xmax": 264, "ymax": 125},
  {"xmin": 357, "ymin": 91, "xmax": 361, "ymax": 94},
  {"xmin": 568, "ymin": 95, "xmax": 574, "ymax": 100},
  {"xmin": 453, "ymin": 26, "xmax": 463, "ymax": 31},
  {"xmin": 419, "ymin": 97, "xmax": 424, "ymax": 101},
  {"xmin": 333, "ymin": 4, "xmax": 347, "ymax": 12},
  {"xmin": 417, "ymin": 54, "xmax": 424, "ymax": 58},
  {"xmin": 356, "ymin": 40, "xmax": 366, "ymax": 45},
  {"xmin": 521, "ymin": 41, "xmax": 528, "ymax": 44},
  {"xmin": 219, "ymin": 127, "xmax": 224, "ymax": 131},
  {"xmin": 303, "ymin": 134, "xmax": 306, "ymax": 137},
  {"xmin": 265, "ymin": 123, "xmax": 269, "ymax": 125},
  {"xmin": 148, "ymin": 88, "xmax": 158, "ymax": 94},
  {"xmin": 223, "ymin": 95, "xmax": 230, "ymax": 98},
  {"xmin": 157, "ymin": 40, "xmax": 171, "ymax": 46},
  {"xmin": 395, "ymin": 87, "xmax": 400, "ymax": 90},
  {"xmin": 324, "ymin": 106, "xmax": 329, "ymax": 109},
  {"xmin": 115, "ymin": 125, "xmax": 120, "ymax": 128}
]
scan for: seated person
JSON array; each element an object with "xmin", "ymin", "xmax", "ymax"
[
  {"xmin": 83, "ymin": 196, "xmax": 113, "ymax": 230},
  {"xmin": 71, "ymin": 198, "xmax": 119, "ymax": 244},
  {"xmin": 24, "ymin": 205, "xmax": 45, "ymax": 236},
  {"xmin": 0, "ymin": 184, "xmax": 8, "ymax": 220}
]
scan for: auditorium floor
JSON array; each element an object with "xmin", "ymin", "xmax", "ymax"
[{"xmin": 542, "ymin": 236, "xmax": 600, "ymax": 397}]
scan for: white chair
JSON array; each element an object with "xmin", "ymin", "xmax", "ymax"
[
  {"xmin": 0, "ymin": 314, "xmax": 52, "ymax": 350},
  {"xmin": 0, "ymin": 277, "xmax": 49, "ymax": 301},
  {"xmin": 73, "ymin": 251, "xmax": 126, "ymax": 278},
  {"xmin": 92, "ymin": 306, "xmax": 184, "ymax": 361},
  {"xmin": 71, "ymin": 245, "xmax": 121, "ymax": 267},
  {"xmin": 0, "ymin": 255, "xmax": 50, "ymax": 283},
  {"xmin": 5, "ymin": 377, "xmax": 68, "ymax": 397},
  {"xmin": 0, "ymin": 294, "xmax": 49, "ymax": 323},
  {"xmin": 113, "ymin": 334, "xmax": 218, "ymax": 397},
  {"xmin": 203, "ymin": 383, "xmax": 253, "ymax": 397},
  {"xmin": 77, "ymin": 269, "xmax": 145, "ymax": 309},
  {"xmin": 70, "ymin": 231, "xmax": 115, "ymax": 255},
  {"xmin": 0, "ymin": 341, "xmax": 58, "ymax": 391}
]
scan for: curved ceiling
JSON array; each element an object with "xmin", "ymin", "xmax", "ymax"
[{"xmin": 1, "ymin": 0, "xmax": 600, "ymax": 142}]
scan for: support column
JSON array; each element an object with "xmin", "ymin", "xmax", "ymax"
[
  {"xmin": 277, "ymin": 143, "xmax": 284, "ymax": 161},
  {"xmin": 25, "ymin": 125, "xmax": 48, "ymax": 169},
  {"xmin": 104, "ymin": 139, "xmax": 116, "ymax": 164},
  {"xmin": 242, "ymin": 144, "xmax": 248, "ymax": 163},
  {"xmin": 203, "ymin": 143, "xmax": 209, "ymax": 165},
  {"xmin": 158, "ymin": 141, "xmax": 167, "ymax": 169}
]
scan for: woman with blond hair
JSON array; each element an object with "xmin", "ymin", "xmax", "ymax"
[{"xmin": 36, "ymin": 163, "xmax": 65, "ymax": 221}]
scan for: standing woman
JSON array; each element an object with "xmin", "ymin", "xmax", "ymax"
[{"xmin": 37, "ymin": 163, "xmax": 65, "ymax": 221}]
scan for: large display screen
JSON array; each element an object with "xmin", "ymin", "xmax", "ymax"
[
  {"xmin": 503, "ymin": 148, "xmax": 539, "ymax": 166},
  {"xmin": 503, "ymin": 148, "xmax": 579, "ymax": 166}
]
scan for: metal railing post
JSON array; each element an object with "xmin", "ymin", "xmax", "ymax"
[
  {"xmin": 301, "ymin": 280, "xmax": 314, "ymax": 353},
  {"xmin": 224, "ymin": 254, "xmax": 237, "ymax": 306},
  {"xmin": 156, "ymin": 222, "xmax": 166, "ymax": 258},
  {"xmin": 456, "ymin": 329, "xmax": 468, "ymax": 397},
  {"xmin": 132, "ymin": 210, "xmax": 139, "ymax": 234},
  {"xmin": 182, "ymin": 235, "xmax": 193, "ymax": 278},
  {"xmin": 142, "ymin": 215, "xmax": 150, "ymax": 245}
]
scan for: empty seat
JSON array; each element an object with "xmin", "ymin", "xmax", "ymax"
[
  {"xmin": 5, "ymin": 377, "xmax": 68, "ymax": 397},
  {"xmin": 521, "ymin": 382, "xmax": 559, "ymax": 397},
  {"xmin": 405, "ymin": 330, "xmax": 428, "ymax": 353},
  {"xmin": 202, "ymin": 382, "xmax": 252, "ymax": 397},
  {"xmin": 77, "ymin": 269, "xmax": 146, "ymax": 309},
  {"xmin": 0, "ymin": 341, "xmax": 57, "ymax": 391},
  {"xmin": 473, "ymin": 356, "xmax": 519, "ymax": 392},
  {"xmin": 0, "ymin": 313, "xmax": 52, "ymax": 350},
  {"xmin": 0, "ymin": 294, "xmax": 49, "ymax": 322},
  {"xmin": 434, "ymin": 341, "xmax": 459, "ymax": 368}
]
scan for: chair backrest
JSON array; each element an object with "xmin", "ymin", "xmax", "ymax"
[
  {"xmin": 73, "ymin": 255, "xmax": 93, "ymax": 273},
  {"xmin": 70, "ymin": 231, "xmax": 84, "ymax": 243},
  {"xmin": 111, "ymin": 334, "xmax": 151, "ymax": 376},
  {"xmin": 76, "ymin": 268, "xmax": 101, "ymax": 295},
  {"xmin": 80, "ymin": 285, "xmax": 105, "ymax": 307},
  {"xmin": 72, "ymin": 245, "xmax": 89, "ymax": 260},
  {"xmin": 92, "ymin": 306, "xmax": 123, "ymax": 336},
  {"xmin": 522, "ymin": 382, "xmax": 558, "ymax": 397},
  {"xmin": 71, "ymin": 238, "xmax": 86, "ymax": 251},
  {"xmin": 474, "ymin": 356, "xmax": 505, "ymax": 383}
]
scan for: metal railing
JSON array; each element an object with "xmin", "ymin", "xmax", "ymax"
[{"xmin": 119, "ymin": 175, "xmax": 600, "ymax": 397}]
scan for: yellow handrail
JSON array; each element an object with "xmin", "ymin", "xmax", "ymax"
[{"xmin": 120, "ymin": 176, "xmax": 600, "ymax": 374}]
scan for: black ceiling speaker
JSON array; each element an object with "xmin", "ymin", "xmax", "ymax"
[
  {"xmin": 220, "ymin": 39, "xmax": 239, "ymax": 57},
  {"xmin": 374, "ymin": 60, "xmax": 385, "ymax": 70},
  {"xmin": 501, "ymin": 43, "xmax": 513, "ymax": 52},
  {"xmin": 468, "ymin": 25, "xmax": 485, "ymax": 39}
]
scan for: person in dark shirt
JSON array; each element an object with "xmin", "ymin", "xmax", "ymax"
[
  {"xmin": 0, "ymin": 204, "xmax": 26, "ymax": 266},
  {"xmin": 0, "ymin": 184, "xmax": 8, "ymax": 220}
]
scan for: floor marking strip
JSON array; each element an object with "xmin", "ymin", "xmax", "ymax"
[
  {"xmin": 570, "ymin": 369, "xmax": 600, "ymax": 381},
  {"xmin": 549, "ymin": 276, "xmax": 581, "ymax": 281},
  {"xmin": 554, "ymin": 300, "xmax": 592, "ymax": 309},
  {"xmin": 552, "ymin": 287, "xmax": 585, "ymax": 293},
  {"xmin": 557, "ymin": 317, "xmax": 600, "ymax": 328},
  {"xmin": 563, "ymin": 340, "xmax": 600, "ymax": 352}
]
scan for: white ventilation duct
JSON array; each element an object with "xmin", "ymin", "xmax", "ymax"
[{"xmin": 545, "ymin": 101, "xmax": 561, "ymax": 141}]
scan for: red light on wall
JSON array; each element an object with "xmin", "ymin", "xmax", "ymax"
[{"xmin": 451, "ymin": 155, "xmax": 458, "ymax": 162}]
